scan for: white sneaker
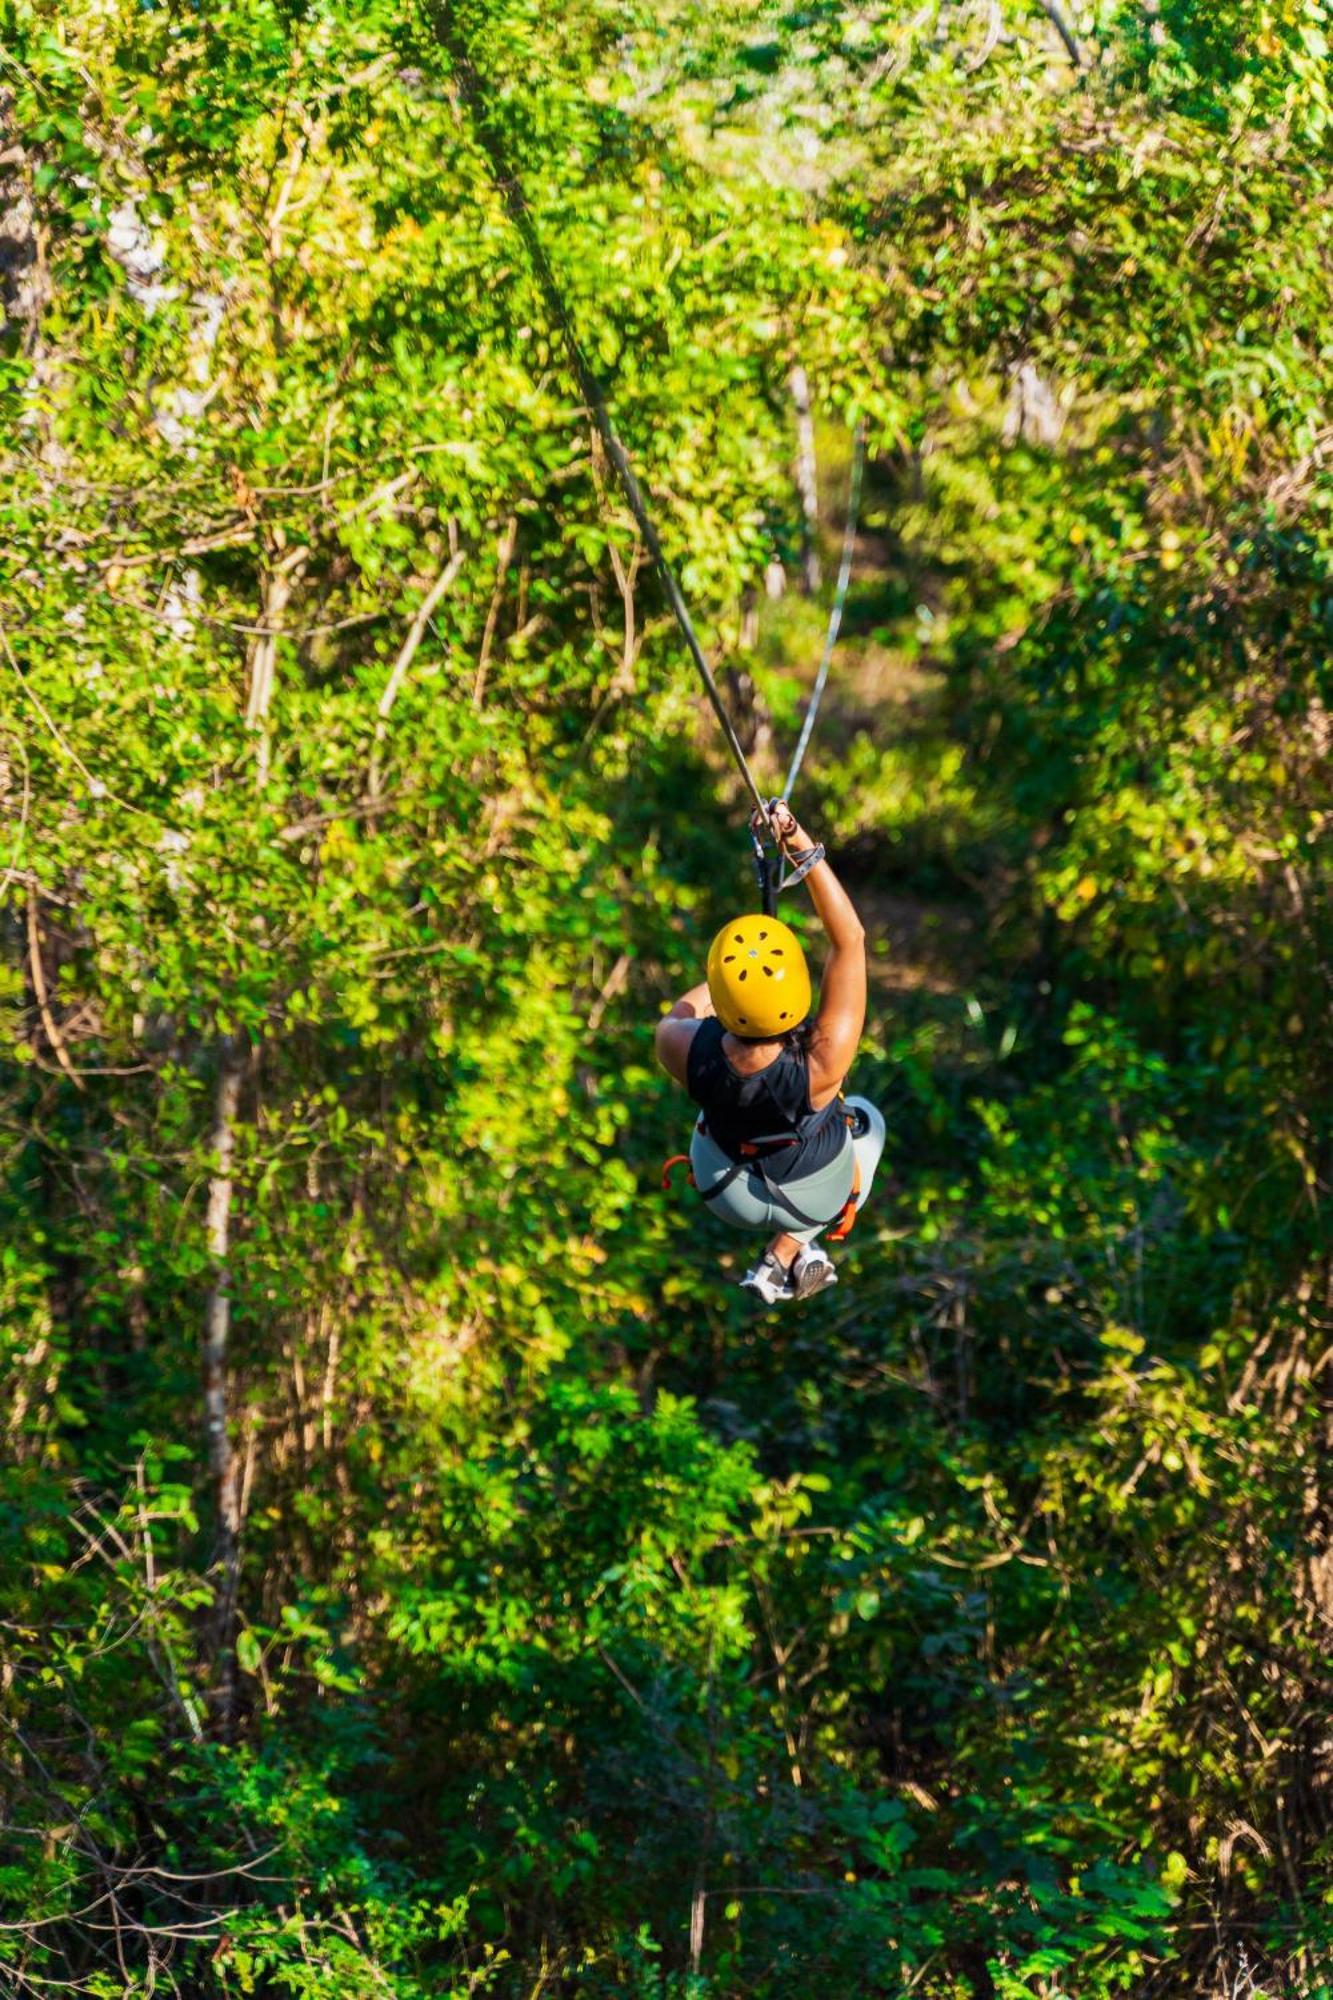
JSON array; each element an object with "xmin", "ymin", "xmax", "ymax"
[
  {"xmin": 740, "ymin": 1251, "xmax": 793, "ymax": 1305},
  {"xmin": 789, "ymin": 1246, "xmax": 837, "ymax": 1299}
]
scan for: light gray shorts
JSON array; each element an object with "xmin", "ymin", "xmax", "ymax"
[{"xmin": 689, "ymin": 1096, "xmax": 886, "ymax": 1245}]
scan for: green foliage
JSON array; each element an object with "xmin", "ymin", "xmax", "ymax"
[{"xmin": 1, "ymin": 0, "xmax": 1331, "ymax": 1995}]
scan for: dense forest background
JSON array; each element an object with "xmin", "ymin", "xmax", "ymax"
[{"xmin": 2, "ymin": 0, "xmax": 1331, "ymax": 1993}]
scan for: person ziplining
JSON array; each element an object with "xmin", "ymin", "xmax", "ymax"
[
  {"xmin": 648, "ymin": 436, "xmax": 878, "ymax": 1308},
  {"xmin": 440, "ymin": 14, "xmax": 885, "ymax": 1301},
  {"xmin": 656, "ymin": 800, "xmax": 885, "ymax": 1304}
]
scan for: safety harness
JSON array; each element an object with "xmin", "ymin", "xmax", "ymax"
[{"xmin": 663, "ymin": 1111, "xmax": 861, "ymax": 1242}]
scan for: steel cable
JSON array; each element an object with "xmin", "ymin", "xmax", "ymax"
[
  {"xmin": 783, "ymin": 418, "xmax": 865, "ymax": 803},
  {"xmin": 432, "ymin": 2, "xmax": 775, "ymax": 827}
]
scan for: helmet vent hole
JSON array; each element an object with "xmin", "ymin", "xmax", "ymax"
[
  {"xmin": 733, "ymin": 933, "xmax": 745, "ymax": 943},
  {"xmin": 772, "ymin": 947, "xmax": 783, "ymax": 955},
  {"xmin": 762, "ymin": 965, "xmax": 773, "ymax": 977},
  {"xmin": 758, "ymin": 930, "xmax": 768, "ymax": 939},
  {"xmin": 737, "ymin": 970, "xmax": 747, "ymax": 982},
  {"xmin": 780, "ymin": 1011, "xmax": 789, "ymax": 1021},
  {"xmin": 723, "ymin": 954, "xmax": 735, "ymax": 963}
]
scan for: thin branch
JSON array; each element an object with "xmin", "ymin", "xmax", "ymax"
[
  {"xmin": 0, "ymin": 621, "xmax": 149, "ymax": 817},
  {"xmin": 586, "ymin": 952, "xmax": 630, "ymax": 1033},
  {"xmin": 967, "ymin": 0, "xmax": 1005, "ymax": 70},
  {"xmin": 26, "ymin": 892, "xmax": 83, "ymax": 1090},
  {"xmin": 0, "ymin": 726, "xmax": 32, "ymax": 900},
  {"xmin": 473, "ymin": 515, "xmax": 518, "ymax": 708},
  {"xmin": 1035, "ymin": 0, "xmax": 1083, "ymax": 66},
  {"xmin": 244, "ymin": 544, "xmax": 308, "ymax": 785},
  {"xmin": 91, "ymin": 521, "xmax": 256, "ymax": 571},
  {"xmin": 264, "ymin": 137, "xmax": 308, "ymax": 262},
  {"xmin": 368, "ymin": 539, "xmax": 466, "ymax": 796}
]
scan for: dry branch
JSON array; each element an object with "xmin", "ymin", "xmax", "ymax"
[
  {"xmin": 473, "ymin": 515, "xmax": 518, "ymax": 708},
  {"xmin": 26, "ymin": 891, "xmax": 82, "ymax": 1089},
  {"xmin": 369, "ymin": 538, "xmax": 466, "ymax": 797}
]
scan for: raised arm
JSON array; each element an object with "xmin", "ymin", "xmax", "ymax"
[{"xmin": 756, "ymin": 801, "xmax": 866, "ymax": 1108}]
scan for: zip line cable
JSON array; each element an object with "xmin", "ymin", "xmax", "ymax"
[
  {"xmin": 433, "ymin": 5, "xmax": 862, "ymax": 878},
  {"xmin": 783, "ymin": 418, "xmax": 865, "ymax": 802},
  {"xmin": 431, "ymin": 4, "xmax": 774, "ymax": 827}
]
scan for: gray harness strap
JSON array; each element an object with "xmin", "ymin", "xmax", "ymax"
[{"xmin": 694, "ymin": 1118, "xmax": 850, "ymax": 1232}]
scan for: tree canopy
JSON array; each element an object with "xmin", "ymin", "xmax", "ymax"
[{"xmin": 1, "ymin": 1, "xmax": 1331, "ymax": 1994}]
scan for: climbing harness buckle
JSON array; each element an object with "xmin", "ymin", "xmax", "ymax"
[
  {"xmin": 750, "ymin": 827, "xmax": 778, "ymax": 918},
  {"xmin": 749, "ymin": 795, "xmax": 825, "ymax": 910},
  {"xmin": 776, "ymin": 842, "xmax": 825, "ymax": 893}
]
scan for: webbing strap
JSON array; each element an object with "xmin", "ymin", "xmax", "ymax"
[
  {"xmin": 694, "ymin": 1114, "xmax": 854, "ymax": 1231},
  {"xmin": 432, "ymin": 2, "xmax": 774, "ymax": 830},
  {"xmin": 783, "ymin": 421, "xmax": 865, "ymax": 800},
  {"xmin": 696, "ymin": 1154, "xmax": 847, "ymax": 1233}
]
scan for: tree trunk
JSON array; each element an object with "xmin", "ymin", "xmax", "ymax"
[
  {"xmin": 0, "ymin": 115, "xmax": 45, "ymax": 340},
  {"xmin": 245, "ymin": 546, "xmax": 307, "ymax": 787},
  {"xmin": 789, "ymin": 364, "xmax": 821, "ymax": 596},
  {"xmin": 1, "ymin": 107, "xmax": 61, "ymax": 465},
  {"xmin": 202, "ymin": 1036, "xmax": 245, "ymax": 1736}
]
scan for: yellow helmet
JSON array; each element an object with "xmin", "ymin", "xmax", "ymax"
[{"xmin": 706, "ymin": 914, "xmax": 812, "ymax": 1039}]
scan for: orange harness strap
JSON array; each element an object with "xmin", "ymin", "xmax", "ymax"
[
  {"xmin": 664, "ymin": 1109, "xmax": 864, "ymax": 1232},
  {"xmin": 825, "ymin": 1140, "xmax": 863, "ymax": 1243},
  {"xmin": 825, "ymin": 1196, "xmax": 857, "ymax": 1243}
]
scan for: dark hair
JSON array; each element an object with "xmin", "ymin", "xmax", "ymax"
[
  {"xmin": 780, "ymin": 1018, "xmax": 816, "ymax": 1058},
  {"xmin": 730, "ymin": 1018, "xmax": 814, "ymax": 1054}
]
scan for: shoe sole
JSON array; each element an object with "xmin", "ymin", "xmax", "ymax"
[
  {"xmin": 791, "ymin": 1262, "xmax": 837, "ymax": 1301},
  {"xmin": 741, "ymin": 1276, "xmax": 792, "ymax": 1306}
]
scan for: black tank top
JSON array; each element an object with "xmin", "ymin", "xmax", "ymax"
[{"xmin": 686, "ymin": 1018, "xmax": 847, "ymax": 1182}]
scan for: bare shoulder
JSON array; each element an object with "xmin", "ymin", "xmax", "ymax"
[{"xmin": 654, "ymin": 1014, "xmax": 703, "ymax": 1087}]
